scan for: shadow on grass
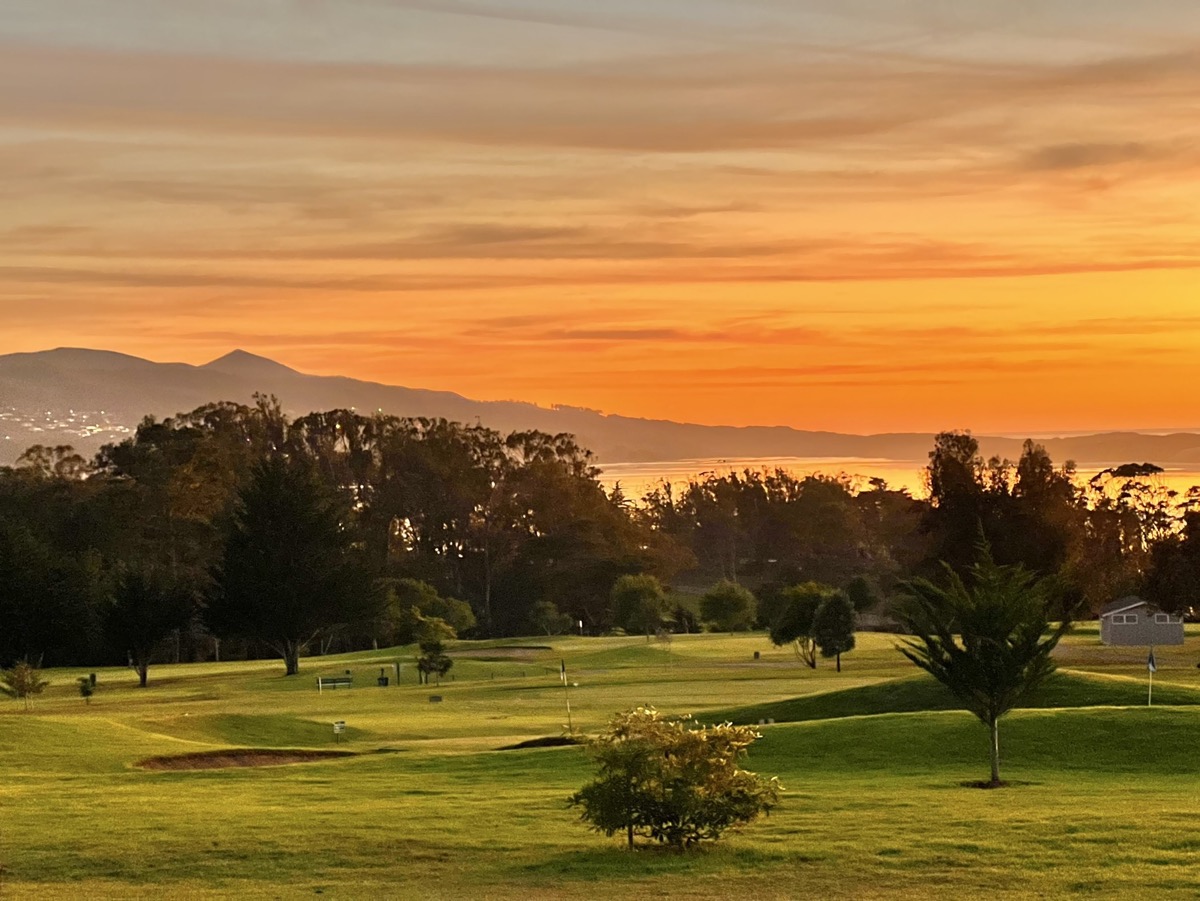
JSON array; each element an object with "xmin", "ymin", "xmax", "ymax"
[
  {"xmin": 496, "ymin": 735, "xmax": 584, "ymax": 751},
  {"xmin": 959, "ymin": 779, "xmax": 1040, "ymax": 789},
  {"xmin": 517, "ymin": 843, "xmax": 804, "ymax": 882}
]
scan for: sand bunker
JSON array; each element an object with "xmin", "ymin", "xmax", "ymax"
[{"xmin": 138, "ymin": 749, "xmax": 355, "ymax": 770}]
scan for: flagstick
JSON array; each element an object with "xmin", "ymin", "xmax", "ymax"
[
  {"xmin": 561, "ymin": 659, "xmax": 573, "ymax": 734},
  {"xmin": 1148, "ymin": 645, "xmax": 1155, "ymax": 708}
]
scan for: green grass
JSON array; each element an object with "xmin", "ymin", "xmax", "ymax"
[{"xmin": 2, "ymin": 629, "xmax": 1200, "ymax": 899}]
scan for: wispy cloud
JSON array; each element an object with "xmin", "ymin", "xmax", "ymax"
[
  {"xmin": 1021, "ymin": 142, "xmax": 1158, "ymax": 172},
  {"xmin": 5, "ymin": 40, "xmax": 1200, "ymax": 154}
]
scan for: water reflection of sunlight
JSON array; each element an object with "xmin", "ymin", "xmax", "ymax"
[{"xmin": 597, "ymin": 457, "xmax": 1200, "ymax": 504}]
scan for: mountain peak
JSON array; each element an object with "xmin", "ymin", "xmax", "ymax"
[{"xmin": 201, "ymin": 349, "xmax": 297, "ymax": 375}]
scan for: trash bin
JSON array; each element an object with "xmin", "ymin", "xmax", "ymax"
[{"xmin": 377, "ymin": 676, "xmax": 389, "ymax": 687}]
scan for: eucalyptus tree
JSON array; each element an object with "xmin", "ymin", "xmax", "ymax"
[{"xmin": 494, "ymin": 431, "xmax": 651, "ymax": 634}]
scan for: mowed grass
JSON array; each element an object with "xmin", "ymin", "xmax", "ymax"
[{"xmin": 2, "ymin": 628, "xmax": 1200, "ymax": 899}]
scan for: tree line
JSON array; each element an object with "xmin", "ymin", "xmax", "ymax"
[{"xmin": 2, "ymin": 398, "xmax": 1197, "ymax": 673}]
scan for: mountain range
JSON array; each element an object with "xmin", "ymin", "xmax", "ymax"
[{"xmin": 3, "ymin": 347, "xmax": 1200, "ymax": 470}]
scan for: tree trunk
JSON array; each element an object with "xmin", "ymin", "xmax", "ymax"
[
  {"xmin": 483, "ymin": 562, "xmax": 494, "ymax": 637},
  {"xmin": 989, "ymin": 716, "xmax": 1001, "ymax": 786},
  {"xmin": 137, "ymin": 660, "xmax": 149, "ymax": 688},
  {"xmin": 836, "ymin": 652, "xmax": 841, "ymax": 673},
  {"xmin": 283, "ymin": 641, "xmax": 301, "ymax": 676}
]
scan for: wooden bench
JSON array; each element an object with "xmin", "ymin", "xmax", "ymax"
[{"xmin": 317, "ymin": 675, "xmax": 353, "ymax": 692}]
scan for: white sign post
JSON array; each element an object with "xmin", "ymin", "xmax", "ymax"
[{"xmin": 333, "ymin": 720, "xmax": 346, "ymax": 743}]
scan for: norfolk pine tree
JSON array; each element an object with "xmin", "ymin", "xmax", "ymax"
[
  {"xmin": 1, "ymin": 660, "xmax": 49, "ymax": 710},
  {"xmin": 898, "ymin": 544, "xmax": 1072, "ymax": 786}
]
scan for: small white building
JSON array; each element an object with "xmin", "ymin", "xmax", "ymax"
[{"xmin": 1099, "ymin": 597, "xmax": 1184, "ymax": 646}]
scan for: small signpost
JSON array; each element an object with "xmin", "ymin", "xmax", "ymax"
[{"xmin": 333, "ymin": 720, "xmax": 346, "ymax": 743}]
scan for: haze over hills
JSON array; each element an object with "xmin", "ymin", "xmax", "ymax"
[{"xmin": 3, "ymin": 347, "xmax": 1200, "ymax": 471}]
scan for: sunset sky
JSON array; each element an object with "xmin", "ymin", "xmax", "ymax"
[{"xmin": 4, "ymin": 1, "xmax": 1200, "ymax": 434}]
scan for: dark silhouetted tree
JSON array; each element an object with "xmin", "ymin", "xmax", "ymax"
[
  {"xmin": 768, "ymin": 582, "xmax": 833, "ymax": 668},
  {"xmin": 1143, "ymin": 511, "xmax": 1200, "ymax": 615},
  {"xmin": 812, "ymin": 591, "xmax": 856, "ymax": 672},
  {"xmin": 610, "ymin": 574, "xmax": 668, "ymax": 639},
  {"xmin": 699, "ymin": 580, "xmax": 756, "ymax": 632},
  {"xmin": 380, "ymin": 578, "xmax": 475, "ymax": 646},
  {"xmin": 207, "ymin": 457, "xmax": 381, "ymax": 675},
  {"xmin": 105, "ymin": 567, "xmax": 195, "ymax": 687},
  {"xmin": 844, "ymin": 575, "xmax": 880, "ymax": 613},
  {"xmin": 921, "ymin": 430, "xmax": 990, "ymax": 578}
]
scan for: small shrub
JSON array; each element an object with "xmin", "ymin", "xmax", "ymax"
[{"xmin": 569, "ymin": 707, "xmax": 781, "ymax": 850}]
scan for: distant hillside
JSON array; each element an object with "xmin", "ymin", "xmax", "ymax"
[{"xmin": 3, "ymin": 347, "xmax": 1200, "ymax": 469}]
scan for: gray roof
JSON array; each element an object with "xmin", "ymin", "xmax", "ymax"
[{"xmin": 1099, "ymin": 597, "xmax": 1159, "ymax": 618}]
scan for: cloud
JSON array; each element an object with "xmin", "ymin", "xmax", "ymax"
[
  {"xmin": 340, "ymin": 0, "xmax": 725, "ymax": 42},
  {"xmin": 1022, "ymin": 142, "xmax": 1157, "ymax": 171},
  {"xmin": 10, "ymin": 233, "xmax": 1200, "ymax": 294},
  {"xmin": 5, "ymin": 39, "xmax": 1199, "ymax": 155}
]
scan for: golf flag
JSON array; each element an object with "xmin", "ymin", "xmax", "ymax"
[
  {"xmin": 1148, "ymin": 649, "xmax": 1157, "ymax": 674},
  {"xmin": 560, "ymin": 659, "xmax": 567, "ymax": 684}
]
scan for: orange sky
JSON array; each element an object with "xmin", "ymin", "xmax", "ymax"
[{"xmin": 4, "ymin": 2, "xmax": 1200, "ymax": 433}]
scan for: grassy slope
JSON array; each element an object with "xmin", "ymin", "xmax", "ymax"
[
  {"xmin": 710, "ymin": 670, "xmax": 1200, "ymax": 725},
  {"xmin": 2, "ymin": 629, "xmax": 1199, "ymax": 899}
]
